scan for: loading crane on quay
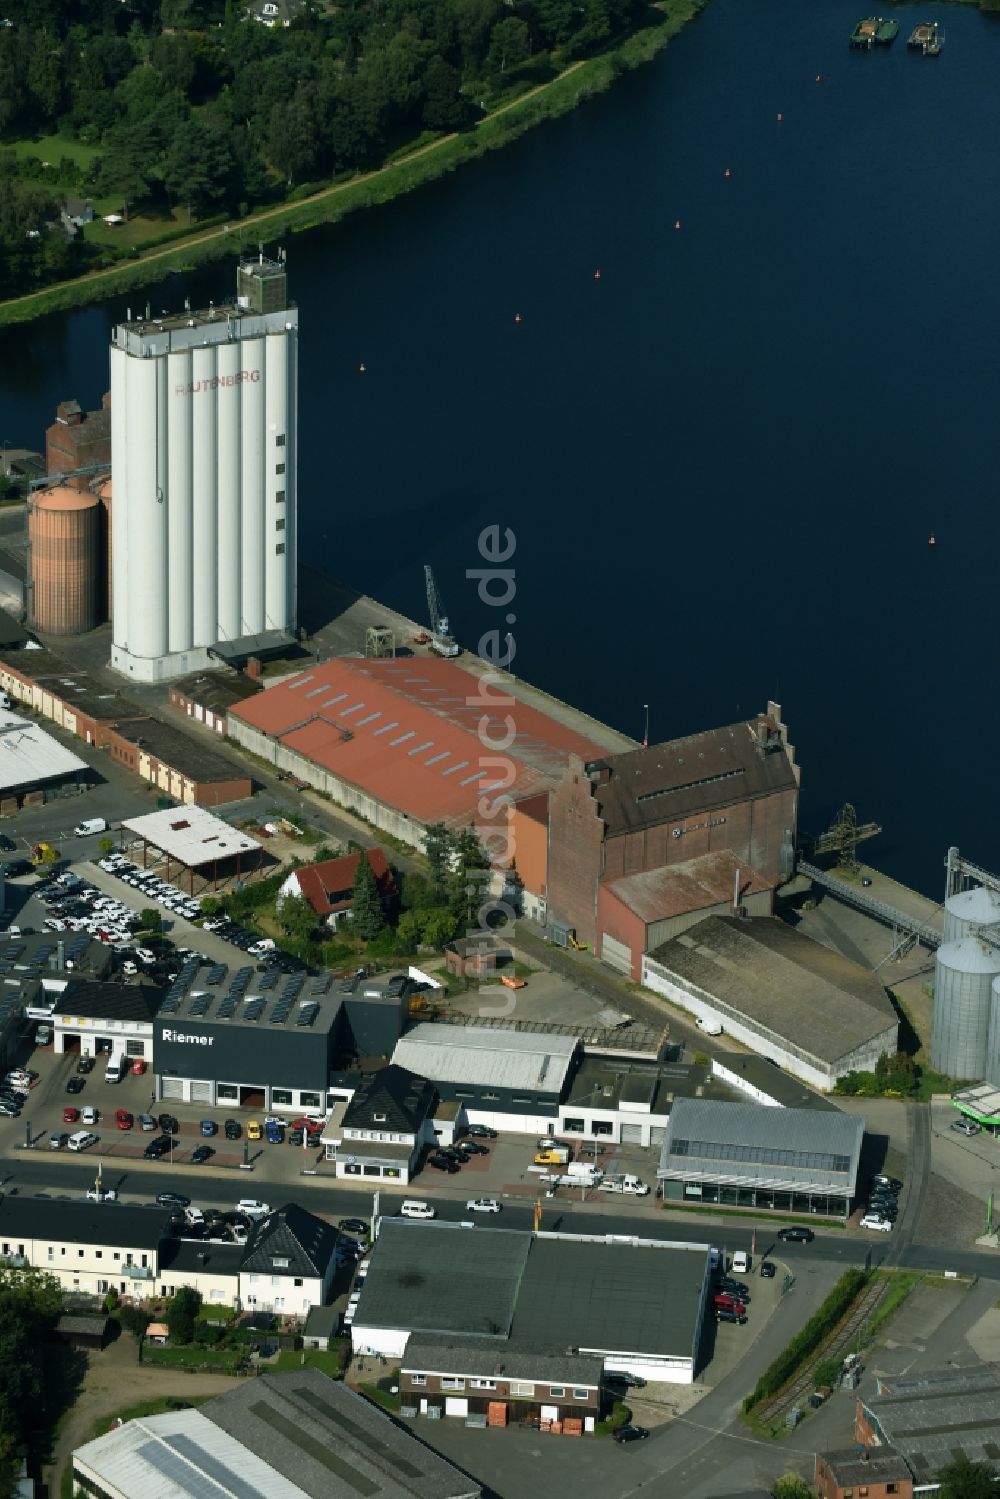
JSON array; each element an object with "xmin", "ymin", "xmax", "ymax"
[{"xmin": 423, "ymin": 565, "xmax": 459, "ymax": 658}]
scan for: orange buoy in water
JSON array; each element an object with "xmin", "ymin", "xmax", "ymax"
[{"xmin": 674, "ymin": 219, "xmax": 681, "ymax": 231}]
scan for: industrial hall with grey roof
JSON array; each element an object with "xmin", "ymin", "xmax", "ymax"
[
  {"xmin": 642, "ymin": 913, "xmax": 899, "ymax": 1091},
  {"xmin": 658, "ymin": 1097, "xmax": 863, "ymax": 1218},
  {"xmin": 72, "ymin": 1369, "xmax": 481, "ymax": 1499}
]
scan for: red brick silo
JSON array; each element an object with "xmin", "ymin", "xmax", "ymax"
[{"xmin": 28, "ymin": 484, "xmax": 101, "ymax": 635}]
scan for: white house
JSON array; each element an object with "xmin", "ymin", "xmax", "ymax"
[{"xmin": 238, "ymin": 1204, "xmax": 338, "ymax": 1318}]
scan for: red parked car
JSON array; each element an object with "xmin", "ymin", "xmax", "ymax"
[
  {"xmin": 115, "ymin": 1109, "xmax": 134, "ymax": 1130},
  {"xmin": 713, "ymin": 1293, "xmax": 747, "ymax": 1314},
  {"xmin": 63, "ymin": 1106, "xmax": 80, "ymax": 1124},
  {"xmin": 131, "ymin": 1058, "xmax": 146, "ymax": 1076}
]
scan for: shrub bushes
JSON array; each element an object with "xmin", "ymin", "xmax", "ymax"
[{"xmin": 743, "ymin": 1269, "xmax": 868, "ymax": 1412}]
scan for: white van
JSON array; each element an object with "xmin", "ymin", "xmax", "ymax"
[
  {"xmin": 104, "ymin": 1056, "xmax": 125, "ymax": 1084},
  {"xmin": 731, "ymin": 1250, "xmax": 751, "ymax": 1274},
  {"xmin": 399, "ymin": 1200, "xmax": 436, "ymax": 1219},
  {"xmin": 74, "ymin": 818, "xmax": 108, "ymax": 837}
]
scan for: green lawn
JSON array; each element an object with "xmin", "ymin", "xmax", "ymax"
[
  {"xmin": 272, "ymin": 1347, "xmax": 346, "ymax": 1378},
  {"xmin": 9, "ymin": 133, "xmax": 100, "ymax": 167},
  {"xmin": 358, "ymin": 1381, "xmax": 400, "ymax": 1412}
]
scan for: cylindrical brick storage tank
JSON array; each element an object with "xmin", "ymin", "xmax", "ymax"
[
  {"xmin": 98, "ymin": 477, "xmax": 113, "ymax": 622},
  {"xmin": 943, "ymin": 885, "xmax": 1000, "ymax": 945},
  {"xmin": 985, "ymin": 975, "xmax": 1000, "ymax": 1089},
  {"xmin": 28, "ymin": 484, "xmax": 101, "ymax": 635},
  {"xmin": 930, "ymin": 937, "xmax": 1000, "ymax": 1081}
]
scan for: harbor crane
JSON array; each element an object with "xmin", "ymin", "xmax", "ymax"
[
  {"xmin": 424, "ymin": 565, "xmax": 459, "ymax": 658},
  {"xmin": 806, "ymin": 802, "xmax": 882, "ymax": 875}
]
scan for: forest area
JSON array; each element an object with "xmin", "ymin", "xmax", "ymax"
[{"xmin": 0, "ymin": 0, "xmax": 651, "ymax": 298}]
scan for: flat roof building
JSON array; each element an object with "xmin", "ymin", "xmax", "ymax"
[
  {"xmin": 0, "ymin": 705, "xmax": 89, "ymax": 802},
  {"xmin": 658, "ymin": 1097, "xmax": 863, "ymax": 1219},
  {"xmin": 815, "ymin": 1447, "xmax": 913, "ymax": 1499},
  {"xmin": 121, "ymin": 806, "xmax": 264, "ymax": 892},
  {"xmin": 353, "ymin": 1219, "xmax": 711, "ymax": 1385},
  {"xmin": 105, "ymin": 716, "xmax": 252, "ymax": 807},
  {"xmin": 643, "ymin": 914, "xmax": 899, "ymax": 1091}
]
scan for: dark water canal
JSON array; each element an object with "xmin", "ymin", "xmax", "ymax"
[{"xmin": 3, "ymin": 0, "xmax": 999, "ymax": 895}]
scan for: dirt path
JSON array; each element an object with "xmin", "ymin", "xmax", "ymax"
[
  {"xmin": 46, "ymin": 1335, "xmax": 241, "ymax": 1495},
  {"xmin": 1, "ymin": 61, "xmax": 586, "ymax": 319}
]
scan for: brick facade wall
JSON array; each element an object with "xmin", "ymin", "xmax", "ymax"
[{"xmin": 546, "ymin": 757, "xmax": 606, "ymax": 946}]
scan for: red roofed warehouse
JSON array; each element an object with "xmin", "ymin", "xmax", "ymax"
[
  {"xmin": 228, "ymin": 657, "xmax": 629, "ymax": 918},
  {"xmin": 278, "ymin": 848, "xmax": 396, "ymax": 929}
]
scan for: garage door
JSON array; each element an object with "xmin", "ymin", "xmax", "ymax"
[
  {"xmin": 621, "ymin": 1124, "xmax": 643, "ymax": 1145},
  {"xmin": 444, "ymin": 1397, "xmax": 468, "ymax": 1418},
  {"xmin": 649, "ymin": 1126, "xmax": 666, "ymax": 1146},
  {"xmin": 600, "ymin": 934, "xmax": 632, "ymax": 976},
  {"xmin": 160, "ymin": 1077, "xmax": 184, "ymax": 1100},
  {"xmin": 189, "ymin": 1080, "xmax": 213, "ymax": 1104}
]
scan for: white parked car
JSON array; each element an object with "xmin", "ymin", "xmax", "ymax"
[
  {"xmin": 466, "ymin": 1199, "xmax": 502, "ymax": 1213},
  {"xmin": 399, "ymin": 1200, "xmax": 435, "ymax": 1219},
  {"xmin": 68, "ymin": 1131, "xmax": 98, "ymax": 1151},
  {"xmin": 81, "ymin": 1106, "xmax": 99, "ymax": 1125},
  {"xmin": 235, "ymin": 1199, "xmax": 271, "ymax": 1221},
  {"xmin": 86, "ymin": 1187, "xmax": 118, "ymax": 1202},
  {"xmin": 696, "ymin": 1016, "xmax": 723, "ymax": 1035},
  {"xmin": 859, "ymin": 1214, "xmax": 893, "ymax": 1233},
  {"xmin": 231, "ymin": 1224, "xmax": 248, "ymax": 1245}
]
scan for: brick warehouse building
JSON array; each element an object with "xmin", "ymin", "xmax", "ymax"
[{"xmin": 547, "ymin": 702, "xmax": 799, "ymax": 949}]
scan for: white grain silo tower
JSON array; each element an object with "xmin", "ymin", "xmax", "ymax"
[
  {"xmin": 930, "ymin": 937, "xmax": 1000, "ymax": 1081},
  {"xmin": 109, "ymin": 254, "xmax": 297, "ymax": 682}
]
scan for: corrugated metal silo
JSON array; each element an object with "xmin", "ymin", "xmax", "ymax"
[
  {"xmin": 943, "ymin": 885, "xmax": 1000, "ymax": 944},
  {"xmin": 985, "ymin": 975, "xmax": 1000, "ymax": 1088},
  {"xmin": 28, "ymin": 484, "xmax": 101, "ymax": 635},
  {"xmin": 931, "ymin": 937, "xmax": 1000, "ymax": 1080}
]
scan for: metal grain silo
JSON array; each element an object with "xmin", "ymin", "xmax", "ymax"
[
  {"xmin": 28, "ymin": 484, "xmax": 101, "ymax": 635},
  {"xmin": 931, "ymin": 937, "xmax": 1000, "ymax": 1081},
  {"xmin": 943, "ymin": 885, "xmax": 1000, "ymax": 944},
  {"xmin": 985, "ymin": 975, "xmax": 1000, "ymax": 1088}
]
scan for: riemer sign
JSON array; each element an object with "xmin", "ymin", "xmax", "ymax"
[
  {"xmin": 160, "ymin": 1028, "xmax": 214, "ymax": 1045},
  {"xmin": 174, "ymin": 370, "xmax": 260, "ymax": 396}
]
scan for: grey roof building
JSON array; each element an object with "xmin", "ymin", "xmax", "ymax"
[
  {"xmin": 240, "ymin": 1203, "xmax": 338, "ymax": 1282},
  {"xmin": 205, "ymin": 1369, "xmax": 482, "ymax": 1497},
  {"xmin": 354, "ymin": 1220, "xmax": 712, "ymax": 1384},
  {"xmin": 0, "ymin": 1198, "xmax": 168, "ymax": 1250},
  {"xmin": 859, "ymin": 1366, "xmax": 1000, "ymax": 1481},
  {"xmin": 658, "ymin": 1098, "xmax": 863, "ymax": 1218},
  {"xmin": 73, "ymin": 1371, "xmax": 482, "ymax": 1498},
  {"xmin": 401, "ymin": 1334, "xmax": 602, "ymax": 1390},
  {"xmin": 815, "ymin": 1447, "xmax": 914, "ymax": 1491},
  {"xmin": 341, "ymin": 1065, "xmax": 436, "ymax": 1136},
  {"xmin": 642, "ymin": 914, "xmax": 899, "ymax": 1091}
]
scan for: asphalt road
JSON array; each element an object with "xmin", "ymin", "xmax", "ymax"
[{"xmin": 3, "ymin": 1151, "xmax": 995, "ymax": 1277}]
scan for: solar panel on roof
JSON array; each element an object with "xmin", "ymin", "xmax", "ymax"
[
  {"xmin": 217, "ymin": 998, "xmax": 237, "ymax": 1018},
  {"xmin": 258, "ymin": 971, "xmax": 279, "ymax": 991},
  {"xmin": 309, "ymin": 975, "xmax": 331, "ymax": 996},
  {"xmin": 205, "ymin": 966, "xmax": 227, "ymax": 986},
  {"xmin": 295, "ymin": 1002, "xmax": 320, "ymax": 1027},
  {"xmin": 139, "ymin": 1434, "xmax": 273, "ymax": 1499},
  {"xmin": 188, "ymin": 996, "xmax": 212, "ymax": 1018},
  {"xmin": 159, "ymin": 996, "xmax": 181, "ymax": 1014}
]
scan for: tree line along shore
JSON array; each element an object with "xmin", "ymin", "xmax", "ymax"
[{"xmin": 0, "ymin": 0, "xmax": 705, "ymax": 328}]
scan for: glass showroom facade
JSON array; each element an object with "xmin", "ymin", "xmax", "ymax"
[{"xmin": 663, "ymin": 1180, "xmax": 850, "ymax": 1218}]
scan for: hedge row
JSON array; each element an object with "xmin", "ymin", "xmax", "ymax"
[{"xmin": 743, "ymin": 1268, "xmax": 869, "ymax": 1412}]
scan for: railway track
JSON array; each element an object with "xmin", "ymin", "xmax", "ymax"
[{"xmin": 756, "ymin": 1275, "xmax": 894, "ymax": 1427}]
